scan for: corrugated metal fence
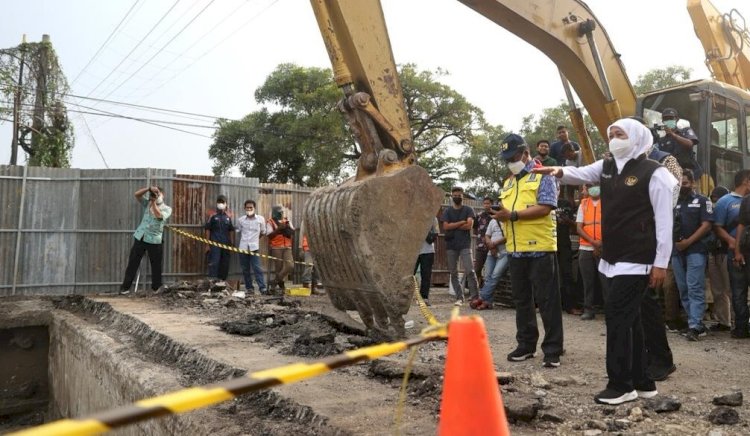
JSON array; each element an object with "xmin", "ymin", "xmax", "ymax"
[{"xmin": 0, "ymin": 165, "xmax": 315, "ymax": 296}]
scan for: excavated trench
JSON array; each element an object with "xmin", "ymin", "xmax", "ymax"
[{"xmin": 0, "ymin": 297, "xmax": 346, "ymax": 435}]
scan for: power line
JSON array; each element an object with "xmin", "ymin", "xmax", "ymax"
[
  {"xmin": 96, "ymin": 0, "xmax": 217, "ymax": 102},
  {"xmin": 65, "ymin": 107, "xmax": 218, "ymax": 129},
  {"xmin": 71, "ymin": 0, "xmax": 142, "ymax": 86},
  {"xmin": 83, "ymin": 0, "xmax": 182, "ymax": 98},
  {"xmin": 76, "ymin": 114, "xmax": 110, "ymax": 168},
  {"xmin": 64, "ymin": 93, "xmax": 230, "ymax": 120}
]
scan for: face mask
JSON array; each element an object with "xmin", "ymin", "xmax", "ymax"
[
  {"xmin": 664, "ymin": 120, "xmax": 677, "ymax": 129},
  {"xmin": 608, "ymin": 138, "xmax": 631, "ymax": 159},
  {"xmin": 245, "ymin": 210, "xmax": 254, "ymax": 217},
  {"xmin": 588, "ymin": 186, "xmax": 600, "ymax": 197},
  {"xmin": 507, "ymin": 160, "xmax": 526, "ymax": 175},
  {"xmin": 156, "ymin": 195, "xmax": 164, "ymax": 205},
  {"xmin": 217, "ymin": 203, "xmax": 226, "ymax": 210},
  {"xmin": 452, "ymin": 196, "xmax": 463, "ymax": 205},
  {"xmin": 680, "ymin": 187, "xmax": 692, "ymax": 197}
]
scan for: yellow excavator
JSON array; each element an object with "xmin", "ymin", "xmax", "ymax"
[{"xmin": 303, "ymin": 0, "xmax": 750, "ymax": 338}]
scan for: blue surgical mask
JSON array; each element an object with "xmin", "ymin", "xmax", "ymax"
[{"xmin": 664, "ymin": 120, "xmax": 677, "ymax": 129}]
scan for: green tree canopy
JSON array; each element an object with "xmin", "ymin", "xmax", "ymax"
[
  {"xmin": 0, "ymin": 39, "xmax": 73, "ymax": 167},
  {"xmin": 519, "ymin": 102, "xmax": 607, "ymax": 159},
  {"xmin": 209, "ymin": 63, "xmax": 484, "ymax": 187},
  {"xmin": 458, "ymin": 124, "xmax": 509, "ymax": 199},
  {"xmin": 633, "ymin": 65, "xmax": 692, "ymax": 95}
]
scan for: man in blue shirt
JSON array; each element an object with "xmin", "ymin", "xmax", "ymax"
[
  {"xmin": 550, "ymin": 125, "xmax": 580, "ymax": 166},
  {"xmin": 120, "ymin": 186, "xmax": 172, "ymax": 292},
  {"xmin": 713, "ymin": 169, "xmax": 750, "ymax": 339},
  {"xmin": 672, "ymin": 170, "xmax": 714, "ymax": 341},
  {"xmin": 205, "ymin": 195, "xmax": 235, "ymax": 280}
]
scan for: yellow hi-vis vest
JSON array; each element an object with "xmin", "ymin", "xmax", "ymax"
[{"xmin": 499, "ymin": 172, "xmax": 557, "ymax": 253}]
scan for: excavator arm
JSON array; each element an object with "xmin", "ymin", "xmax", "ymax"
[
  {"xmin": 305, "ymin": 0, "xmax": 442, "ymax": 339},
  {"xmin": 458, "ymin": 0, "xmax": 638, "ymax": 162},
  {"xmin": 689, "ymin": 0, "xmax": 750, "ymax": 91}
]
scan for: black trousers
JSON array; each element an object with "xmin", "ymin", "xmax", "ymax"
[
  {"xmin": 414, "ymin": 253, "xmax": 435, "ymax": 300},
  {"xmin": 641, "ymin": 287, "xmax": 674, "ymax": 378},
  {"xmin": 603, "ymin": 275, "xmax": 654, "ymax": 393},
  {"xmin": 509, "ymin": 254, "xmax": 564, "ymax": 358},
  {"xmin": 121, "ymin": 237, "xmax": 163, "ymax": 291}
]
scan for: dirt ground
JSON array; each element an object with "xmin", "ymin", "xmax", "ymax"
[{"xmin": 44, "ymin": 284, "xmax": 750, "ymax": 435}]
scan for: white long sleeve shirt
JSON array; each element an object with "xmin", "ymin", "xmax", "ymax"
[
  {"xmin": 560, "ymin": 160, "xmax": 677, "ymax": 277},
  {"xmin": 237, "ymin": 214, "xmax": 266, "ymax": 251}
]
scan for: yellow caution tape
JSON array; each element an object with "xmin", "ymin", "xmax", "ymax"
[
  {"xmin": 166, "ymin": 225, "xmax": 313, "ymax": 266},
  {"xmin": 8, "ymin": 330, "xmax": 447, "ymax": 436},
  {"xmin": 412, "ymin": 276, "xmax": 440, "ymax": 326}
]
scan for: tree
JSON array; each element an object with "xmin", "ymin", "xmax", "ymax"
[
  {"xmin": 459, "ymin": 124, "xmax": 509, "ymax": 199},
  {"xmin": 210, "ymin": 63, "xmax": 485, "ymax": 187},
  {"xmin": 633, "ymin": 65, "xmax": 692, "ymax": 95},
  {"xmin": 0, "ymin": 38, "xmax": 74, "ymax": 167}
]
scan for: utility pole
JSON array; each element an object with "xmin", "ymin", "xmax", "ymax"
[
  {"xmin": 9, "ymin": 35, "xmax": 26, "ymax": 165},
  {"xmin": 29, "ymin": 34, "xmax": 50, "ymax": 166}
]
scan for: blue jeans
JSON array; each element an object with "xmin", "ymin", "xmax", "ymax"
[
  {"xmin": 479, "ymin": 251, "xmax": 509, "ymax": 302},
  {"xmin": 239, "ymin": 251, "xmax": 266, "ymax": 293},
  {"xmin": 728, "ymin": 251, "xmax": 750, "ymax": 334},
  {"xmin": 672, "ymin": 251, "xmax": 707, "ymax": 330}
]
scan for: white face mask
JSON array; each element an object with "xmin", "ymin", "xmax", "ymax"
[
  {"xmin": 217, "ymin": 203, "xmax": 226, "ymax": 210},
  {"xmin": 608, "ymin": 137, "xmax": 631, "ymax": 159},
  {"xmin": 245, "ymin": 210, "xmax": 254, "ymax": 217},
  {"xmin": 507, "ymin": 159, "xmax": 526, "ymax": 175},
  {"xmin": 155, "ymin": 195, "xmax": 164, "ymax": 205}
]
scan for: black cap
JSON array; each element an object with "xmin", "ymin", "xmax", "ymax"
[
  {"xmin": 217, "ymin": 194, "xmax": 227, "ymax": 203},
  {"xmin": 710, "ymin": 186, "xmax": 729, "ymax": 199},
  {"xmin": 500, "ymin": 133, "xmax": 527, "ymax": 160},
  {"xmin": 662, "ymin": 108, "xmax": 678, "ymax": 118}
]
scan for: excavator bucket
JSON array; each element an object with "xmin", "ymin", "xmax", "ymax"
[{"xmin": 304, "ymin": 165, "xmax": 442, "ymax": 339}]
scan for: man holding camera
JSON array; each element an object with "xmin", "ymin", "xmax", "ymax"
[
  {"xmin": 120, "ymin": 186, "xmax": 172, "ymax": 292},
  {"xmin": 656, "ymin": 108, "xmax": 701, "ymax": 179},
  {"xmin": 266, "ymin": 205, "xmax": 295, "ymax": 292}
]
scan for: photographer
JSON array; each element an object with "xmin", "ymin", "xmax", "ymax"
[
  {"xmin": 120, "ymin": 186, "xmax": 172, "ymax": 293},
  {"xmin": 655, "ymin": 108, "xmax": 701, "ymax": 180},
  {"xmin": 266, "ymin": 205, "xmax": 295, "ymax": 293}
]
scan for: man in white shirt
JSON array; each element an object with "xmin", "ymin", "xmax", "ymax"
[
  {"xmin": 534, "ymin": 118, "xmax": 677, "ymax": 406},
  {"xmin": 236, "ymin": 200, "xmax": 267, "ymax": 295}
]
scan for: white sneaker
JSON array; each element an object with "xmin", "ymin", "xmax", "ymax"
[
  {"xmin": 454, "ymin": 300, "xmax": 464, "ymax": 306},
  {"xmin": 636, "ymin": 389, "xmax": 658, "ymax": 399},
  {"xmin": 232, "ymin": 290, "xmax": 246, "ymax": 299}
]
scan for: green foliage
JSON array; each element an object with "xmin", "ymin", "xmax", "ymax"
[
  {"xmin": 209, "ymin": 64, "xmax": 351, "ymax": 186},
  {"xmin": 1, "ymin": 40, "xmax": 74, "ymax": 167},
  {"xmin": 459, "ymin": 124, "xmax": 509, "ymax": 199},
  {"xmin": 210, "ymin": 63, "xmax": 483, "ymax": 186},
  {"xmin": 633, "ymin": 65, "xmax": 692, "ymax": 95}
]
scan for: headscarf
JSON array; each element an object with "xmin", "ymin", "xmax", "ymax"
[{"xmin": 607, "ymin": 118, "xmax": 654, "ymax": 171}]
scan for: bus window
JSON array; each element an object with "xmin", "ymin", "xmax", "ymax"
[
  {"xmin": 711, "ymin": 95, "xmax": 740, "ymax": 152},
  {"xmin": 714, "ymin": 154, "xmax": 742, "ymax": 189}
]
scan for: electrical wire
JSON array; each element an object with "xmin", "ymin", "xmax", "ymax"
[
  {"xmin": 83, "ymin": 0, "xmax": 182, "ymax": 98},
  {"xmin": 63, "ymin": 93, "xmax": 230, "ymax": 120},
  {"xmin": 96, "ymin": 0, "xmax": 217, "ymax": 102},
  {"xmin": 65, "ymin": 107, "xmax": 218, "ymax": 129},
  {"xmin": 71, "ymin": 0, "xmax": 142, "ymax": 86},
  {"xmin": 76, "ymin": 114, "xmax": 110, "ymax": 168}
]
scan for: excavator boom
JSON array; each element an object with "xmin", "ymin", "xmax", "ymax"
[{"xmin": 689, "ymin": 0, "xmax": 750, "ymax": 91}]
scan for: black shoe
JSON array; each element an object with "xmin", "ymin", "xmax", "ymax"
[
  {"xmin": 507, "ymin": 348, "xmax": 536, "ymax": 362},
  {"xmin": 648, "ymin": 364, "xmax": 676, "ymax": 382},
  {"xmin": 685, "ymin": 328, "xmax": 700, "ymax": 341},
  {"xmin": 580, "ymin": 311, "xmax": 595, "ymax": 320},
  {"xmin": 731, "ymin": 329, "xmax": 750, "ymax": 339},
  {"xmin": 542, "ymin": 356, "xmax": 560, "ymax": 368},
  {"xmin": 594, "ymin": 389, "xmax": 638, "ymax": 405},
  {"xmin": 708, "ymin": 323, "xmax": 731, "ymax": 332}
]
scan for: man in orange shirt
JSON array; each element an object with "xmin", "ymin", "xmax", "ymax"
[
  {"xmin": 577, "ymin": 184, "xmax": 604, "ymax": 320},
  {"xmin": 266, "ymin": 205, "xmax": 294, "ymax": 293}
]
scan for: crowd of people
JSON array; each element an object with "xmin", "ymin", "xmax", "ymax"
[
  {"xmin": 421, "ymin": 109, "xmax": 750, "ymax": 405},
  {"xmin": 118, "ymin": 191, "xmax": 321, "ymax": 297}
]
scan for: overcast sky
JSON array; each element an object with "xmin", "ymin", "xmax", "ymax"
[{"xmin": 0, "ymin": 0, "xmax": 743, "ymax": 175}]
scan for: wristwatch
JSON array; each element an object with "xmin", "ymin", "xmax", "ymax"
[{"xmin": 510, "ymin": 211, "xmax": 519, "ymax": 222}]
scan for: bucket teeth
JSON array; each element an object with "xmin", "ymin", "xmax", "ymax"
[{"xmin": 304, "ymin": 166, "xmax": 442, "ymax": 339}]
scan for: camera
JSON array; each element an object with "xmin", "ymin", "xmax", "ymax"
[
  {"xmin": 491, "ymin": 205, "xmax": 501, "ymax": 212},
  {"xmin": 149, "ymin": 188, "xmax": 158, "ymax": 199}
]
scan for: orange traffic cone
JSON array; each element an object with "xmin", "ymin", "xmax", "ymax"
[{"xmin": 438, "ymin": 316, "xmax": 510, "ymax": 435}]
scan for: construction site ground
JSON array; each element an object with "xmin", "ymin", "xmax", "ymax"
[{"xmin": 3, "ymin": 286, "xmax": 750, "ymax": 435}]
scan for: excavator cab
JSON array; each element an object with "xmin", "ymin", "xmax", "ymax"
[{"xmin": 305, "ymin": 0, "xmax": 442, "ymax": 339}]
